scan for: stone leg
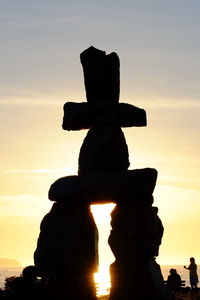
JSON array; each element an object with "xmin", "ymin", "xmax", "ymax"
[
  {"xmin": 108, "ymin": 201, "xmax": 171, "ymax": 300},
  {"xmin": 34, "ymin": 202, "xmax": 98, "ymax": 300}
]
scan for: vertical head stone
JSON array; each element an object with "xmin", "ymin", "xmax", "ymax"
[{"xmin": 80, "ymin": 46, "xmax": 120, "ymax": 103}]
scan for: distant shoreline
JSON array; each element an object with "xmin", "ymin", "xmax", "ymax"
[{"xmin": 0, "ymin": 258, "xmax": 21, "ymax": 269}]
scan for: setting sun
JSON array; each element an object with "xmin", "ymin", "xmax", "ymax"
[
  {"xmin": 91, "ymin": 203, "xmax": 116, "ymax": 295},
  {"xmin": 94, "ymin": 265, "xmax": 111, "ymax": 296}
]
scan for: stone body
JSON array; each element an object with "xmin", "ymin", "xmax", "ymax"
[{"xmin": 78, "ymin": 127, "xmax": 130, "ymax": 174}]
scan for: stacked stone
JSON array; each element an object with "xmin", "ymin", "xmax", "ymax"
[{"xmin": 34, "ymin": 46, "xmax": 169, "ymax": 300}]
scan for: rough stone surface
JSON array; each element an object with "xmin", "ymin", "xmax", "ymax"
[{"xmin": 62, "ymin": 102, "xmax": 147, "ymax": 130}]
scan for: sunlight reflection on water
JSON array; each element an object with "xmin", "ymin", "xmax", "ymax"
[{"xmin": 94, "ymin": 266, "xmax": 111, "ymax": 296}]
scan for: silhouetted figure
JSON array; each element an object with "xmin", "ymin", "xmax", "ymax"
[
  {"xmin": 167, "ymin": 268, "xmax": 182, "ymax": 292},
  {"xmin": 11, "ymin": 266, "xmax": 42, "ymax": 300},
  {"xmin": 184, "ymin": 257, "xmax": 198, "ymax": 289},
  {"xmin": 34, "ymin": 46, "xmax": 166, "ymax": 300}
]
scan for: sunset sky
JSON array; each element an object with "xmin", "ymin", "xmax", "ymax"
[{"xmin": 0, "ymin": 0, "xmax": 200, "ymax": 274}]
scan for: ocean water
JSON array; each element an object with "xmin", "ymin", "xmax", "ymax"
[{"xmin": 0, "ymin": 265, "xmax": 194, "ymax": 290}]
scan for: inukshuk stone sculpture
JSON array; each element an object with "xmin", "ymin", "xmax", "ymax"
[{"xmin": 34, "ymin": 46, "xmax": 169, "ymax": 300}]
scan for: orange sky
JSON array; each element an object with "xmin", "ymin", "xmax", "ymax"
[{"xmin": 0, "ymin": 0, "xmax": 200, "ymax": 274}]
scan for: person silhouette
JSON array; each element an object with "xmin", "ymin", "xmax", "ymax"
[
  {"xmin": 184, "ymin": 257, "xmax": 198, "ymax": 289},
  {"xmin": 12, "ymin": 265, "xmax": 42, "ymax": 300},
  {"xmin": 167, "ymin": 268, "xmax": 182, "ymax": 292}
]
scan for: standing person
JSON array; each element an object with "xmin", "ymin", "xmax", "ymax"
[{"xmin": 184, "ymin": 257, "xmax": 198, "ymax": 289}]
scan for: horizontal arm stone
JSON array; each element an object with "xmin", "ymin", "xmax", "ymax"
[
  {"xmin": 48, "ymin": 168, "xmax": 157, "ymax": 204},
  {"xmin": 62, "ymin": 102, "xmax": 147, "ymax": 130}
]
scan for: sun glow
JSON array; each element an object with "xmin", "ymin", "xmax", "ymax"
[
  {"xmin": 91, "ymin": 203, "xmax": 116, "ymax": 223},
  {"xmin": 91, "ymin": 203, "xmax": 116, "ymax": 296},
  {"xmin": 94, "ymin": 265, "xmax": 111, "ymax": 296}
]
